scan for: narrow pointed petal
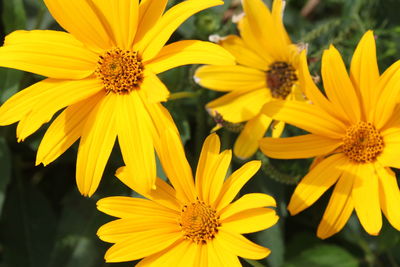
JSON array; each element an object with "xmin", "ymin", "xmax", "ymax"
[
  {"xmin": 138, "ymin": 0, "xmax": 223, "ymax": 60},
  {"xmin": 76, "ymin": 94, "xmax": 118, "ymax": 197},
  {"xmin": 234, "ymin": 114, "xmax": 272, "ymax": 159},
  {"xmin": 212, "ymin": 238, "xmax": 242, "ymax": 267},
  {"xmin": 220, "ymin": 193, "xmax": 276, "ymax": 219},
  {"xmin": 298, "ymin": 50, "xmax": 346, "ymax": 121},
  {"xmin": 136, "ymin": 241, "xmax": 196, "ymax": 267},
  {"xmin": 261, "ymin": 101, "xmax": 347, "ymax": 138},
  {"xmin": 217, "ymin": 229, "xmax": 270, "ymax": 260},
  {"xmin": 241, "ymin": 0, "xmax": 289, "ymax": 59},
  {"xmin": 271, "ymin": 120, "xmax": 285, "ymax": 137},
  {"xmin": 98, "ymin": 217, "xmax": 179, "ymax": 243},
  {"xmin": 93, "ymin": 0, "xmax": 138, "ymax": 49},
  {"xmin": 115, "ymin": 167, "xmax": 181, "ymax": 211},
  {"xmin": 317, "ymin": 175, "xmax": 354, "ymax": 239},
  {"xmin": 195, "ymin": 133, "xmax": 221, "ymax": 199},
  {"xmin": 373, "ymin": 60, "xmax": 400, "ymax": 129},
  {"xmin": 375, "ymin": 165, "xmax": 400, "ymax": 230},
  {"xmin": 195, "ymin": 65, "xmax": 266, "ymax": 92},
  {"xmin": 260, "ymin": 134, "xmax": 341, "ymax": 159},
  {"xmin": 206, "ymin": 241, "xmax": 225, "ymax": 267},
  {"xmin": 350, "ymin": 31, "xmax": 379, "ymax": 118},
  {"xmin": 218, "ymin": 35, "xmax": 268, "ymax": 70},
  {"xmin": 116, "ymin": 92, "xmax": 156, "ymax": 194},
  {"xmin": 204, "ymin": 149, "xmax": 232, "ymax": 205},
  {"xmin": 146, "ymin": 40, "xmax": 235, "ymax": 74},
  {"xmin": 97, "ymin": 196, "xmax": 178, "ymax": 220},
  {"xmin": 36, "ymin": 91, "xmax": 104, "ymax": 166},
  {"xmin": 215, "ymin": 160, "xmax": 261, "ymax": 211},
  {"xmin": 288, "ymin": 154, "xmax": 347, "ymax": 215},
  {"xmin": 157, "ymin": 129, "xmax": 196, "ymax": 203},
  {"xmin": 271, "ymin": 0, "xmax": 291, "ymax": 45},
  {"xmin": 222, "ymin": 208, "xmax": 278, "ymax": 234},
  {"xmin": 321, "ymin": 45, "xmax": 360, "ymax": 123},
  {"xmin": 105, "ymin": 230, "xmax": 181, "ymax": 263},
  {"xmin": 15, "ymin": 78, "xmax": 104, "ymax": 141},
  {"xmin": 140, "ymin": 71, "xmax": 170, "ymax": 103},
  {"xmin": 43, "ymin": 0, "xmax": 112, "ymax": 51},
  {"xmin": 0, "ymin": 30, "xmax": 97, "ymax": 79},
  {"xmin": 353, "ymin": 163, "xmax": 382, "ymax": 235},
  {"xmin": 134, "ymin": 0, "xmax": 168, "ymax": 44},
  {"xmin": 208, "ymin": 88, "xmax": 271, "ymax": 123},
  {"xmin": 377, "ymin": 128, "xmax": 400, "ymax": 169}
]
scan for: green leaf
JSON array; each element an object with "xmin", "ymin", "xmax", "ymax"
[
  {"xmin": 2, "ymin": 0, "xmax": 26, "ymax": 33},
  {"xmin": 283, "ymin": 244, "xmax": 359, "ymax": 267},
  {"xmin": 0, "ymin": 68, "xmax": 23, "ymax": 104},
  {"xmin": 0, "ymin": 137, "xmax": 11, "ymax": 215},
  {"xmin": 0, "ymin": 178, "xmax": 57, "ymax": 267}
]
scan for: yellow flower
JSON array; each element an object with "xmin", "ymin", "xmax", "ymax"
[
  {"xmin": 194, "ymin": 0, "xmax": 307, "ymax": 159},
  {"xmin": 97, "ymin": 130, "xmax": 278, "ymax": 265},
  {"xmin": 260, "ymin": 31, "xmax": 400, "ymax": 238},
  {"xmin": 0, "ymin": 0, "xmax": 235, "ymax": 196}
]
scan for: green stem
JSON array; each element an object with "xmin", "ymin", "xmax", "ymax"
[{"xmin": 169, "ymin": 91, "xmax": 199, "ymax": 101}]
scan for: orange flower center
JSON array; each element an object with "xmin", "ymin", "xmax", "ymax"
[
  {"xmin": 342, "ymin": 121, "xmax": 384, "ymax": 163},
  {"xmin": 179, "ymin": 201, "xmax": 220, "ymax": 244},
  {"xmin": 266, "ymin": 61, "xmax": 297, "ymax": 99},
  {"xmin": 95, "ymin": 48, "xmax": 144, "ymax": 94}
]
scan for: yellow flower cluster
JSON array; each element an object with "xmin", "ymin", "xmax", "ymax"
[{"xmin": 0, "ymin": 0, "xmax": 399, "ymax": 266}]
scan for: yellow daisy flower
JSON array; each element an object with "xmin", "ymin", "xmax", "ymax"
[
  {"xmin": 260, "ymin": 31, "xmax": 400, "ymax": 238},
  {"xmin": 194, "ymin": 0, "xmax": 307, "ymax": 159},
  {"xmin": 97, "ymin": 130, "xmax": 278, "ymax": 265},
  {"xmin": 0, "ymin": 0, "xmax": 234, "ymax": 196}
]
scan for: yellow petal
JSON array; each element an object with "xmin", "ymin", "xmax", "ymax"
[
  {"xmin": 261, "ymin": 101, "xmax": 347, "ymax": 138},
  {"xmin": 222, "ymin": 208, "xmax": 278, "ymax": 234},
  {"xmin": 220, "ymin": 193, "xmax": 276, "ymax": 220},
  {"xmin": 212, "ymin": 239, "xmax": 242, "ymax": 267},
  {"xmin": 271, "ymin": 0, "xmax": 291, "ymax": 46},
  {"xmin": 216, "ymin": 229, "xmax": 270, "ymax": 260},
  {"xmin": 215, "ymin": 160, "xmax": 261, "ymax": 211},
  {"xmin": 97, "ymin": 196, "xmax": 177, "ymax": 219},
  {"xmin": 140, "ymin": 71, "xmax": 170, "ymax": 103},
  {"xmin": 115, "ymin": 167, "xmax": 181, "ymax": 211},
  {"xmin": 321, "ymin": 45, "xmax": 361, "ymax": 123},
  {"xmin": 146, "ymin": 40, "xmax": 235, "ymax": 74},
  {"xmin": 105, "ymin": 230, "xmax": 181, "ymax": 263},
  {"xmin": 138, "ymin": 0, "xmax": 223, "ymax": 60},
  {"xmin": 36, "ymin": 91, "xmax": 104, "ymax": 166},
  {"xmin": 208, "ymin": 88, "xmax": 271, "ymax": 123},
  {"xmin": 376, "ymin": 165, "xmax": 400, "ymax": 230},
  {"xmin": 0, "ymin": 30, "xmax": 97, "ymax": 79},
  {"xmin": 76, "ymin": 94, "xmax": 118, "ymax": 197},
  {"xmin": 377, "ymin": 128, "xmax": 400, "ymax": 169},
  {"xmin": 234, "ymin": 114, "xmax": 272, "ymax": 159},
  {"xmin": 142, "ymin": 102, "xmax": 179, "ymax": 155},
  {"xmin": 204, "ymin": 149, "xmax": 232, "ymax": 206},
  {"xmin": 116, "ymin": 92, "xmax": 156, "ymax": 193},
  {"xmin": 241, "ymin": 0, "xmax": 290, "ymax": 60},
  {"xmin": 298, "ymin": 50, "xmax": 345, "ymax": 121},
  {"xmin": 136, "ymin": 240, "xmax": 196, "ymax": 267},
  {"xmin": 288, "ymin": 153, "xmax": 347, "ymax": 215},
  {"xmin": 195, "ymin": 65, "xmax": 266, "ymax": 92},
  {"xmin": 43, "ymin": 0, "xmax": 112, "ymax": 51},
  {"xmin": 157, "ymin": 128, "xmax": 196, "ymax": 203},
  {"xmin": 352, "ymin": 163, "xmax": 382, "ymax": 235},
  {"xmin": 373, "ymin": 60, "xmax": 400, "ymax": 129},
  {"xmin": 15, "ymin": 78, "xmax": 104, "ymax": 141},
  {"xmin": 350, "ymin": 31, "xmax": 379, "ymax": 119},
  {"xmin": 260, "ymin": 134, "xmax": 341, "ymax": 159},
  {"xmin": 218, "ymin": 35, "xmax": 268, "ymax": 70},
  {"xmin": 93, "ymin": 0, "xmax": 138, "ymax": 49},
  {"xmin": 98, "ymin": 217, "xmax": 179, "ymax": 243},
  {"xmin": 317, "ymin": 175, "xmax": 354, "ymax": 239},
  {"xmin": 271, "ymin": 120, "xmax": 285, "ymax": 137},
  {"xmin": 134, "ymin": 0, "xmax": 168, "ymax": 45},
  {"xmin": 195, "ymin": 133, "xmax": 221, "ymax": 200},
  {"xmin": 206, "ymin": 240, "xmax": 225, "ymax": 267}
]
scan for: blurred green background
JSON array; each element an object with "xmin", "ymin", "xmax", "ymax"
[{"xmin": 0, "ymin": 0, "xmax": 399, "ymax": 266}]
